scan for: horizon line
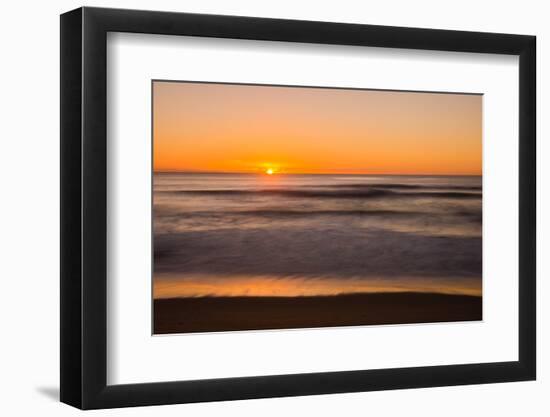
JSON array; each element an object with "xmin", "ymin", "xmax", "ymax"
[{"xmin": 153, "ymin": 170, "xmax": 482, "ymax": 176}]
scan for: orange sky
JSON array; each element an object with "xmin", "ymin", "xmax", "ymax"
[{"xmin": 153, "ymin": 81, "xmax": 482, "ymax": 175}]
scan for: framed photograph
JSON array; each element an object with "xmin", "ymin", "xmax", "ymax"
[{"xmin": 60, "ymin": 7, "xmax": 536, "ymax": 409}]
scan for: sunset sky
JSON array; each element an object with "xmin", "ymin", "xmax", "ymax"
[{"xmin": 153, "ymin": 81, "xmax": 482, "ymax": 175}]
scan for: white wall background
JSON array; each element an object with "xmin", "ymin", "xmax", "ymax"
[{"xmin": 0, "ymin": 0, "xmax": 545, "ymax": 415}]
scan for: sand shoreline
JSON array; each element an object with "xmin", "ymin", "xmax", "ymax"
[{"xmin": 154, "ymin": 292, "xmax": 482, "ymax": 334}]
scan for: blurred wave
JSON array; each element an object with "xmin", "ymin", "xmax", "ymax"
[
  {"xmin": 158, "ymin": 188, "xmax": 481, "ymax": 199},
  {"xmin": 153, "ymin": 173, "xmax": 482, "ymax": 298}
]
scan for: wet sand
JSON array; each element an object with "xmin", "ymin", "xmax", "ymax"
[{"xmin": 153, "ymin": 292, "xmax": 482, "ymax": 334}]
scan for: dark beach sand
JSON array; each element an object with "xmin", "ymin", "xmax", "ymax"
[{"xmin": 153, "ymin": 292, "xmax": 482, "ymax": 334}]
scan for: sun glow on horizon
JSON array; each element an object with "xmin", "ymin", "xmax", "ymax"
[{"xmin": 153, "ymin": 81, "xmax": 482, "ymax": 175}]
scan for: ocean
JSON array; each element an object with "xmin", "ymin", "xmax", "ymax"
[{"xmin": 153, "ymin": 173, "xmax": 482, "ymax": 299}]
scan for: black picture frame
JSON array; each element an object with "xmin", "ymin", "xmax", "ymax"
[{"xmin": 60, "ymin": 6, "xmax": 536, "ymax": 410}]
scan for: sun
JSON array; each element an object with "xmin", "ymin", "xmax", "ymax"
[{"xmin": 266, "ymin": 168, "xmax": 275, "ymax": 175}]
